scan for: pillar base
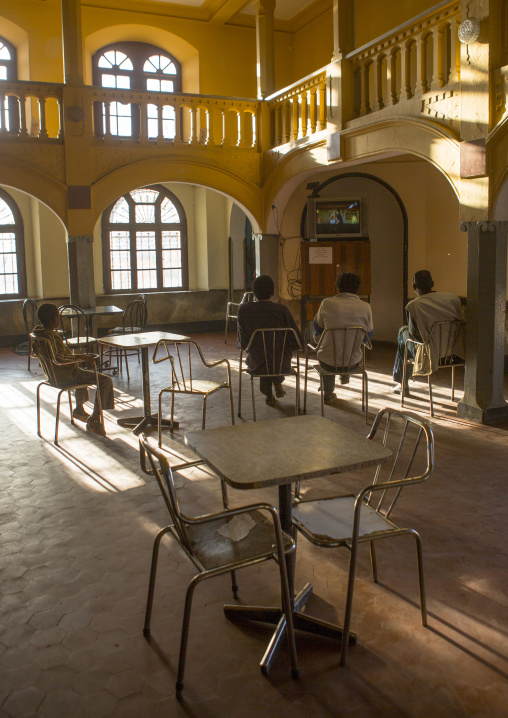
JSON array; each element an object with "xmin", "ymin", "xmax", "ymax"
[{"xmin": 457, "ymin": 400, "xmax": 508, "ymax": 424}]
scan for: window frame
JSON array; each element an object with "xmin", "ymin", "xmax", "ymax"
[
  {"xmin": 102, "ymin": 184, "xmax": 188, "ymax": 295},
  {"xmin": 0, "ymin": 188, "xmax": 26, "ymax": 299},
  {"xmin": 92, "ymin": 42, "xmax": 182, "ymax": 140}
]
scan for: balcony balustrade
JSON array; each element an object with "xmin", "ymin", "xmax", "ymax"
[{"xmin": 266, "ymin": 69, "xmax": 327, "ymax": 146}]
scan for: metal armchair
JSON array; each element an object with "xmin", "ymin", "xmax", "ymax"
[
  {"xmin": 292, "ymin": 408, "xmax": 434, "ymax": 666},
  {"xmin": 153, "ymin": 339, "xmax": 235, "ymax": 446},
  {"xmin": 59, "ymin": 304, "xmax": 97, "ymax": 354},
  {"xmin": 22, "ymin": 298, "xmax": 38, "ymax": 371},
  {"xmin": 30, "ymin": 333, "xmax": 103, "ymax": 445},
  {"xmin": 225, "ymin": 291, "xmax": 254, "ymax": 343},
  {"xmin": 238, "ymin": 327, "xmax": 303, "ymax": 422},
  {"xmin": 139, "ymin": 434, "xmax": 299, "ymax": 697},
  {"xmin": 402, "ymin": 319, "xmax": 465, "ymax": 417},
  {"xmin": 304, "ymin": 326, "xmax": 371, "ymax": 422}
]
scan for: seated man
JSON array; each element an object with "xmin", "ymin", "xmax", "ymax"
[
  {"xmin": 313, "ymin": 272, "xmax": 373, "ymax": 404},
  {"xmin": 392, "ymin": 269, "xmax": 463, "ymax": 394},
  {"xmin": 33, "ymin": 303, "xmax": 115, "ymax": 436},
  {"xmin": 237, "ymin": 275, "xmax": 303, "ymax": 405}
]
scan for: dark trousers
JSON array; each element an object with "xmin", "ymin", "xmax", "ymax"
[
  {"xmin": 318, "ymin": 361, "xmax": 359, "ymax": 394},
  {"xmin": 392, "ymin": 326, "xmax": 416, "ymax": 384},
  {"xmin": 259, "ymin": 376, "xmax": 285, "ymax": 396},
  {"xmin": 64, "ymin": 369, "xmax": 115, "ymax": 412}
]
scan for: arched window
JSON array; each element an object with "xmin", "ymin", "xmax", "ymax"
[
  {"xmin": 102, "ymin": 185, "xmax": 188, "ymax": 293},
  {"xmin": 0, "ymin": 37, "xmax": 19, "ymax": 133},
  {"xmin": 92, "ymin": 42, "xmax": 181, "ymax": 139},
  {"xmin": 0, "ymin": 189, "xmax": 26, "ymax": 298}
]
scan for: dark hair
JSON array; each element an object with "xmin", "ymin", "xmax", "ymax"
[
  {"xmin": 337, "ymin": 272, "xmax": 361, "ymax": 294},
  {"xmin": 252, "ymin": 275, "xmax": 274, "ymax": 300},
  {"xmin": 413, "ymin": 270, "xmax": 434, "ymax": 292},
  {"xmin": 37, "ymin": 303, "xmax": 59, "ymax": 327}
]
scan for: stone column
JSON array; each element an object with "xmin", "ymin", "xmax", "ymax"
[
  {"xmin": 328, "ymin": 0, "xmax": 354, "ymax": 158},
  {"xmin": 457, "ymin": 221, "xmax": 508, "ymax": 423},
  {"xmin": 67, "ymin": 235, "xmax": 95, "ymax": 309},
  {"xmin": 254, "ymin": 0, "xmax": 275, "ymax": 99},
  {"xmin": 61, "ymin": 0, "xmax": 84, "ymax": 86}
]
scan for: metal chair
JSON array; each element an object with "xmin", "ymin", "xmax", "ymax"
[
  {"xmin": 59, "ymin": 304, "xmax": 97, "ymax": 354},
  {"xmin": 225, "ymin": 291, "xmax": 255, "ymax": 343},
  {"xmin": 292, "ymin": 408, "xmax": 434, "ymax": 667},
  {"xmin": 139, "ymin": 434, "xmax": 299, "ymax": 697},
  {"xmin": 153, "ymin": 339, "xmax": 235, "ymax": 446},
  {"xmin": 402, "ymin": 319, "xmax": 465, "ymax": 417},
  {"xmin": 238, "ymin": 327, "xmax": 303, "ymax": 422},
  {"xmin": 30, "ymin": 333, "xmax": 103, "ymax": 445},
  {"xmin": 104, "ymin": 299, "xmax": 148, "ymax": 379},
  {"xmin": 22, "ymin": 298, "xmax": 38, "ymax": 371},
  {"xmin": 303, "ymin": 326, "xmax": 371, "ymax": 423}
]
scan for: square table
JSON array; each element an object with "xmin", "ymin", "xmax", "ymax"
[
  {"xmin": 98, "ymin": 330, "xmax": 190, "ymax": 435},
  {"xmin": 185, "ymin": 414, "xmax": 392, "ymax": 673}
]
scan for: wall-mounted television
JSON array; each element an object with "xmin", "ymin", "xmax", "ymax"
[{"xmin": 307, "ymin": 198, "xmax": 363, "ymax": 238}]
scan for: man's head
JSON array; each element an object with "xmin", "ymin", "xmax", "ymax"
[
  {"xmin": 413, "ymin": 270, "xmax": 434, "ymax": 295},
  {"xmin": 37, "ymin": 303, "xmax": 60, "ymax": 329},
  {"xmin": 337, "ymin": 272, "xmax": 361, "ymax": 295},
  {"xmin": 252, "ymin": 275, "xmax": 274, "ymax": 301}
]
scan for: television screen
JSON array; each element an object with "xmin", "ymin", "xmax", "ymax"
[{"xmin": 315, "ymin": 199, "xmax": 361, "ymax": 236}]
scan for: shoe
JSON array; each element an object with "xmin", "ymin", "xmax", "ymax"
[
  {"xmin": 86, "ymin": 417, "xmax": 107, "ymax": 436},
  {"xmin": 265, "ymin": 394, "xmax": 276, "ymax": 406},
  {"xmin": 340, "ymin": 375, "xmax": 350, "ymax": 385},
  {"xmin": 391, "ymin": 383, "xmax": 409, "ymax": 396},
  {"xmin": 274, "ymin": 385, "xmax": 286, "ymax": 398},
  {"xmin": 73, "ymin": 407, "xmax": 89, "ymax": 421},
  {"xmin": 324, "ymin": 393, "xmax": 337, "ymax": 404}
]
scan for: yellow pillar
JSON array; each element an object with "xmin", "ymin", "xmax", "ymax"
[
  {"xmin": 254, "ymin": 0, "xmax": 275, "ymax": 100},
  {"xmin": 61, "ymin": 0, "xmax": 84, "ymax": 86},
  {"xmin": 328, "ymin": 0, "xmax": 355, "ymax": 157}
]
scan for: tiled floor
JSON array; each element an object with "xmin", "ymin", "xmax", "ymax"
[{"xmin": 1, "ymin": 334, "xmax": 508, "ymax": 717}]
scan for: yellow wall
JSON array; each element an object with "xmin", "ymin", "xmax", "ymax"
[
  {"xmin": 355, "ymin": 0, "xmax": 437, "ymax": 48},
  {"xmin": 292, "ymin": 7, "xmax": 333, "ymax": 80}
]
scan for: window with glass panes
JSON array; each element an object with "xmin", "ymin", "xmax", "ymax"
[
  {"xmin": 0, "ymin": 37, "xmax": 19, "ymax": 134},
  {"xmin": 102, "ymin": 186, "xmax": 187, "ymax": 293},
  {"xmin": 92, "ymin": 42, "xmax": 181, "ymax": 140},
  {"xmin": 0, "ymin": 190, "xmax": 26, "ymax": 298}
]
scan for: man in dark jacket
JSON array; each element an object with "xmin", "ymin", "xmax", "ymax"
[{"xmin": 237, "ymin": 275, "xmax": 303, "ymax": 405}]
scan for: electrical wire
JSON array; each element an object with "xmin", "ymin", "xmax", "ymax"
[{"xmin": 271, "ymin": 204, "xmax": 302, "ymax": 300}]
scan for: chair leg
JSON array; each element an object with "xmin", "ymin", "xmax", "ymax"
[
  {"xmin": 68, "ymin": 391, "xmax": 74, "ymax": 423},
  {"xmin": 27, "ymin": 338, "xmax": 31, "ymax": 371},
  {"xmin": 224, "ymin": 314, "xmax": 229, "ymax": 344},
  {"xmin": 238, "ymin": 353, "xmax": 243, "ymax": 418},
  {"xmin": 36, "ymin": 384, "xmax": 42, "ymax": 438},
  {"xmin": 143, "ymin": 526, "xmax": 172, "ymax": 637},
  {"xmin": 251, "ymin": 376, "xmax": 256, "ymax": 422},
  {"xmin": 158, "ymin": 391, "xmax": 163, "ymax": 447},
  {"xmin": 364, "ymin": 373, "xmax": 369, "ymax": 424},
  {"xmin": 411, "ymin": 529, "xmax": 427, "ymax": 626},
  {"xmin": 228, "ymin": 383, "xmax": 235, "ymax": 426},
  {"xmin": 428, "ymin": 374, "xmax": 434, "ymax": 417},
  {"xmin": 303, "ymin": 357, "xmax": 308, "ymax": 415},
  {"xmin": 275, "ymin": 549, "xmax": 299, "ymax": 680},
  {"xmin": 176, "ymin": 576, "xmax": 200, "ymax": 697},
  {"xmin": 55, "ymin": 390, "xmax": 64, "ymax": 445},
  {"xmin": 230, "ymin": 570, "xmax": 239, "ymax": 599},
  {"xmin": 202, "ymin": 396, "xmax": 207, "ymax": 430},
  {"xmin": 320, "ymin": 383, "xmax": 324, "ymax": 417},
  {"xmin": 369, "ymin": 541, "xmax": 378, "ymax": 583},
  {"xmin": 125, "ymin": 351, "xmax": 130, "ymax": 382},
  {"xmin": 340, "ymin": 536, "xmax": 360, "ymax": 667},
  {"xmin": 451, "ymin": 366, "xmax": 455, "ymax": 402}
]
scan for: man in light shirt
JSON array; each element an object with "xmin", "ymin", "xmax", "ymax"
[
  {"xmin": 313, "ymin": 273, "xmax": 373, "ymax": 404},
  {"xmin": 392, "ymin": 269, "xmax": 463, "ymax": 394}
]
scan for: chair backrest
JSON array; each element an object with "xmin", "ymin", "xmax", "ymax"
[
  {"xmin": 139, "ymin": 434, "xmax": 193, "ymax": 552},
  {"xmin": 122, "ymin": 299, "xmax": 148, "ymax": 333},
  {"xmin": 153, "ymin": 339, "xmax": 209, "ymax": 393},
  {"xmin": 30, "ymin": 333, "xmax": 59, "ymax": 386},
  {"xmin": 365, "ymin": 408, "xmax": 434, "ymax": 518},
  {"xmin": 59, "ymin": 304, "xmax": 89, "ymax": 345},
  {"xmin": 137, "ymin": 293, "xmax": 147, "ymax": 305},
  {"xmin": 245, "ymin": 327, "xmax": 303, "ymax": 377},
  {"xmin": 426, "ymin": 319, "xmax": 464, "ymax": 363},
  {"xmin": 22, "ymin": 298, "xmax": 38, "ymax": 334},
  {"xmin": 240, "ymin": 291, "xmax": 255, "ymax": 304},
  {"xmin": 315, "ymin": 326, "xmax": 371, "ymax": 370}
]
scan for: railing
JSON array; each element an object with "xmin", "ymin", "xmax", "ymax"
[
  {"xmin": 87, "ymin": 87, "xmax": 260, "ymax": 149},
  {"xmin": 266, "ymin": 68, "xmax": 327, "ymax": 146},
  {"xmin": 0, "ymin": 80, "xmax": 63, "ymax": 140},
  {"xmin": 347, "ymin": 0, "xmax": 460, "ymax": 119}
]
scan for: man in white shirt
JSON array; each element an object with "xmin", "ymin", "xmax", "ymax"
[
  {"xmin": 392, "ymin": 269, "xmax": 463, "ymax": 393},
  {"xmin": 313, "ymin": 273, "xmax": 373, "ymax": 403}
]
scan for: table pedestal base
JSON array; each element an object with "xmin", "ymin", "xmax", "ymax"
[
  {"xmin": 224, "ymin": 582, "xmax": 356, "ymax": 674},
  {"xmin": 117, "ymin": 415, "xmax": 180, "ymax": 436}
]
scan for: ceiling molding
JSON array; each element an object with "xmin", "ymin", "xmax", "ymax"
[{"xmin": 209, "ymin": 0, "xmax": 251, "ymax": 25}]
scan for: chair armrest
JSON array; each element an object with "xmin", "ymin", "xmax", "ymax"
[
  {"xmin": 201, "ymin": 357, "xmax": 231, "ymax": 370},
  {"xmin": 152, "ymin": 340, "xmax": 173, "ymax": 364},
  {"xmin": 53, "ymin": 353, "xmax": 98, "ymax": 367}
]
